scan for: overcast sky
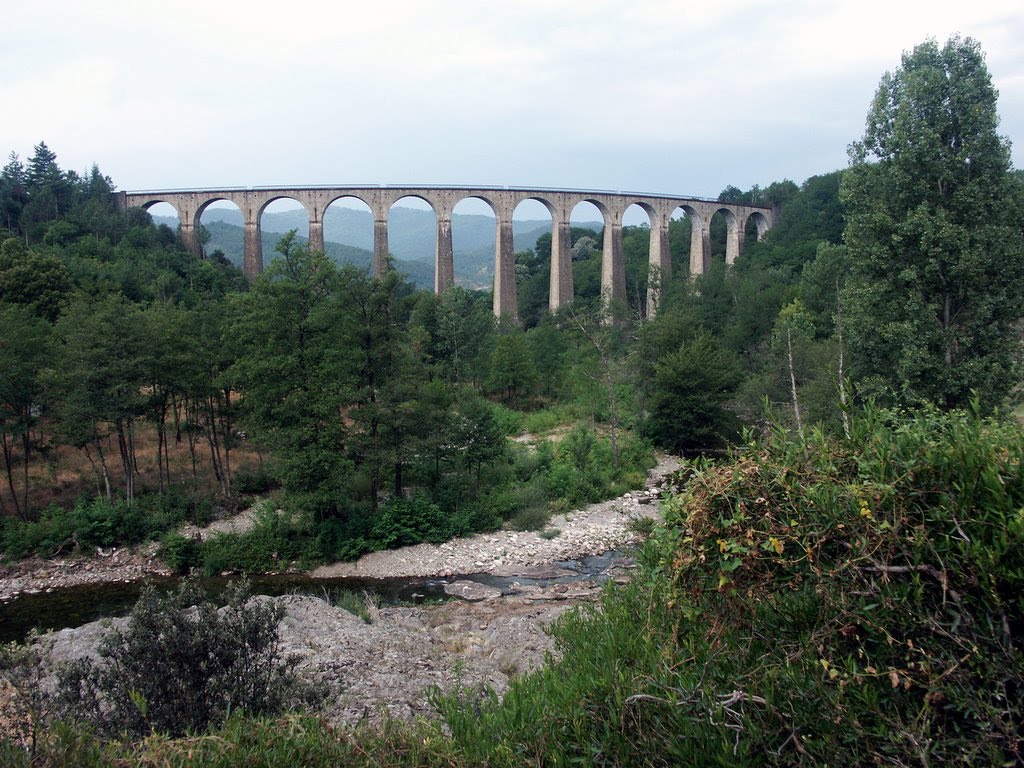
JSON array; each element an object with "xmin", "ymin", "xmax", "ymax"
[{"xmin": 3, "ymin": 0, "xmax": 1023, "ymax": 213}]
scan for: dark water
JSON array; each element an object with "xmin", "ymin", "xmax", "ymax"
[{"xmin": 0, "ymin": 550, "xmax": 630, "ymax": 644}]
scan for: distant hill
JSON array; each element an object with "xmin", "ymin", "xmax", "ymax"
[
  {"xmin": 168, "ymin": 220, "xmax": 434, "ymax": 288},
  {"xmin": 152, "ymin": 206, "xmax": 601, "ymax": 289}
]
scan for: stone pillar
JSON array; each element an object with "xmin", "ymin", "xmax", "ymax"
[
  {"xmin": 435, "ymin": 214, "xmax": 454, "ymax": 294},
  {"xmin": 373, "ymin": 216, "xmax": 388, "ymax": 276},
  {"xmin": 725, "ymin": 211, "xmax": 741, "ymax": 265},
  {"xmin": 493, "ymin": 215, "xmax": 518, "ymax": 320},
  {"xmin": 690, "ymin": 216, "xmax": 708, "ymax": 276},
  {"xmin": 549, "ymin": 215, "xmax": 573, "ymax": 312},
  {"xmin": 308, "ymin": 220, "xmax": 325, "ymax": 255},
  {"xmin": 601, "ymin": 218, "xmax": 626, "ymax": 315},
  {"xmin": 646, "ymin": 216, "xmax": 671, "ymax": 318},
  {"xmin": 179, "ymin": 205, "xmax": 202, "ymax": 260},
  {"xmin": 243, "ymin": 214, "xmax": 263, "ymax": 280}
]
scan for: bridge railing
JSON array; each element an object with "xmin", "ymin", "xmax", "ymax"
[{"xmin": 122, "ymin": 185, "xmax": 769, "ymax": 210}]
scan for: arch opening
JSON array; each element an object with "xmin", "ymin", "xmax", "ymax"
[
  {"xmin": 670, "ymin": 205, "xmax": 699, "ymax": 277},
  {"xmin": 622, "ymin": 202, "xmax": 654, "ymax": 317},
  {"xmin": 324, "ymin": 195, "xmax": 374, "ymax": 270},
  {"xmin": 388, "ymin": 196, "xmax": 437, "ymax": 290},
  {"xmin": 745, "ymin": 211, "xmax": 770, "ymax": 244},
  {"xmin": 141, "ymin": 201, "xmax": 180, "ymax": 248},
  {"xmin": 196, "ymin": 199, "xmax": 245, "ymax": 268},
  {"xmin": 568, "ymin": 200, "xmax": 606, "ymax": 304},
  {"xmin": 513, "ymin": 198, "xmax": 555, "ymax": 328},
  {"xmin": 709, "ymin": 207, "xmax": 740, "ymax": 266},
  {"xmin": 259, "ymin": 197, "xmax": 309, "ymax": 265},
  {"xmin": 452, "ymin": 196, "xmax": 497, "ymax": 291}
]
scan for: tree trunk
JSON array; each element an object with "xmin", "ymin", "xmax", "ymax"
[
  {"xmin": 94, "ymin": 439, "xmax": 113, "ymax": 504},
  {"xmin": 787, "ymin": 328, "xmax": 805, "ymax": 443},
  {"xmin": 1, "ymin": 430, "xmax": 21, "ymax": 520},
  {"xmin": 836, "ymin": 279, "xmax": 851, "ymax": 440}
]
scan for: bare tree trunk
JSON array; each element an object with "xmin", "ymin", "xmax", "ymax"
[
  {"xmin": 0, "ymin": 430, "xmax": 19, "ymax": 519},
  {"xmin": 836, "ymin": 278, "xmax": 851, "ymax": 439},
  {"xmin": 605, "ymin": 362, "xmax": 620, "ymax": 470},
  {"xmin": 116, "ymin": 420, "xmax": 134, "ymax": 504},
  {"xmin": 20, "ymin": 424, "xmax": 31, "ymax": 519},
  {"xmin": 93, "ymin": 439, "xmax": 113, "ymax": 504},
  {"xmin": 219, "ymin": 388, "xmax": 233, "ymax": 498},
  {"xmin": 787, "ymin": 328, "xmax": 805, "ymax": 443}
]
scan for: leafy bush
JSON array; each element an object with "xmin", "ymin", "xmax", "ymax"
[
  {"xmin": 233, "ymin": 464, "xmax": 280, "ymax": 495},
  {"xmin": 371, "ymin": 497, "xmax": 451, "ymax": 549},
  {"xmin": 200, "ymin": 510, "xmax": 311, "ymax": 575},
  {"xmin": 156, "ymin": 532, "xmax": 201, "ymax": 574},
  {"xmin": 54, "ymin": 579, "xmax": 312, "ymax": 739},
  {"xmin": 0, "ymin": 493, "xmax": 196, "ymax": 559}
]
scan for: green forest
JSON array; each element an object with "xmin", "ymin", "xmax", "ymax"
[{"xmin": 1, "ymin": 35, "xmax": 1023, "ymax": 766}]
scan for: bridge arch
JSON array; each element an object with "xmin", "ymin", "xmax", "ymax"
[
  {"xmin": 743, "ymin": 210, "xmax": 771, "ymax": 243},
  {"xmin": 257, "ymin": 195, "xmax": 309, "ymax": 267},
  {"xmin": 323, "ymin": 195, "xmax": 374, "ymax": 269},
  {"xmin": 193, "ymin": 197, "xmax": 246, "ymax": 267},
  {"xmin": 387, "ymin": 195, "xmax": 442, "ymax": 291}
]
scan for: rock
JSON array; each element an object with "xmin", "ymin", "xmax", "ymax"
[{"xmin": 443, "ymin": 581, "xmax": 502, "ymax": 602}]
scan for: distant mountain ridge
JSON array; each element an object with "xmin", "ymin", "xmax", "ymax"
[{"xmin": 150, "ymin": 206, "xmax": 601, "ymax": 289}]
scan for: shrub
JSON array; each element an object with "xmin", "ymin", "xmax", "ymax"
[
  {"xmin": 233, "ymin": 464, "xmax": 280, "ymax": 495},
  {"xmin": 156, "ymin": 532, "xmax": 201, "ymax": 574},
  {"xmin": 371, "ymin": 497, "xmax": 451, "ymax": 549},
  {"xmin": 54, "ymin": 579, "xmax": 311, "ymax": 739}
]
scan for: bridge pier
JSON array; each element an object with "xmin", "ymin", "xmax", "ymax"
[
  {"xmin": 435, "ymin": 215, "xmax": 454, "ymax": 293},
  {"xmin": 493, "ymin": 215, "xmax": 517, "ymax": 320},
  {"xmin": 243, "ymin": 214, "xmax": 263, "ymax": 279},
  {"xmin": 646, "ymin": 214, "xmax": 671, "ymax": 317},
  {"xmin": 308, "ymin": 220, "xmax": 325, "ymax": 255},
  {"xmin": 549, "ymin": 214, "xmax": 573, "ymax": 312},
  {"xmin": 601, "ymin": 218, "xmax": 626, "ymax": 317},
  {"xmin": 373, "ymin": 216, "xmax": 389, "ymax": 276}
]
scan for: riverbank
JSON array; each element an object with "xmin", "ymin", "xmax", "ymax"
[{"xmin": 1, "ymin": 455, "xmax": 681, "ymax": 602}]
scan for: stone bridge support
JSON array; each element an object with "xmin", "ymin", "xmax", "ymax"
[{"xmin": 116, "ymin": 188, "xmax": 775, "ymax": 321}]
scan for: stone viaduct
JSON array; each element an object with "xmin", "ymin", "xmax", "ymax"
[{"xmin": 116, "ymin": 186, "xmax": 774, "ymax": 319}]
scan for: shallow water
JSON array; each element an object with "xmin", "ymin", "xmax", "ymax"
[{"xmin": 0, "ymin": 550, "xmax": 630, "ymax": 643}]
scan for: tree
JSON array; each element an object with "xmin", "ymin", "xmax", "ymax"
[
  {"xmin": 231, "ymin": 232, "xmax": 351, "ymax": 516},
  {"xmin": 841, "ymin": 36, "xmax": 1024, "ymax": 409},
  {"xmin": 0, "ymin": 304, "xmax": 50, "ymax": 519},
  {"xmin": 487, "ymin": 330, "xmax": 536, "ymax": 406},
  {"xmin": 647, "ymin": 331, "xmax": 742, "ymax": 452}
]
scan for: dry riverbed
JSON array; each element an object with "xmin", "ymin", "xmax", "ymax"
[{"xmin": 3, "ymin": 456, "xmax": 682, "ymax": 726}]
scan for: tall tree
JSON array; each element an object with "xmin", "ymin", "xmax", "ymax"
[{"xmin": 841, "ymin": 36, "xmax": 1024, "ymax": 409}]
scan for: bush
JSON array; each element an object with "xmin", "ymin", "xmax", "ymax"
[
  {"xmin": 54, "ymin": 579, "xmax": 312, "ymax": 739},
  {"xmin": 0, "ymin": 493, "xmax": 195, "ymax": 560},
  {"xmin": 233, "ymin": 464, "xmax": 280, "ymax": 495},
  {"xmin": 371, "ymin": 497, "xmax": 451, "ymax": 549}
]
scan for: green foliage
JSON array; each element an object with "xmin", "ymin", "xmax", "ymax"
[
  {"xmin": 199, "ymin": 510, "xmax": 313, "ymax": 575},
  {"xmin": 842, "ymin": 36, "xmax": 1024, "ymax": 410},
  {"xmin": 1, "ymin": 493, "xmax": 197, "ymax": 559},
  {"xmin": 428, "ymin": 405, "xmax": 1024, "ymax": 765},
  {"xmin": 55, "ymin": 579, "xmax": 311, "ymax": 739},
  {"xmin": 371, "ymin": 497, "xmax": 451, "ymax": 548},
  {"xmin": 646, "ymin": 330, "xmax": 743, "ymax": 451}
]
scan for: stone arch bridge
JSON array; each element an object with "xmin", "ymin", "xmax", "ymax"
[{"xmin": 116, "ymin": 186, "xmax": 774, "ymax": 319}]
